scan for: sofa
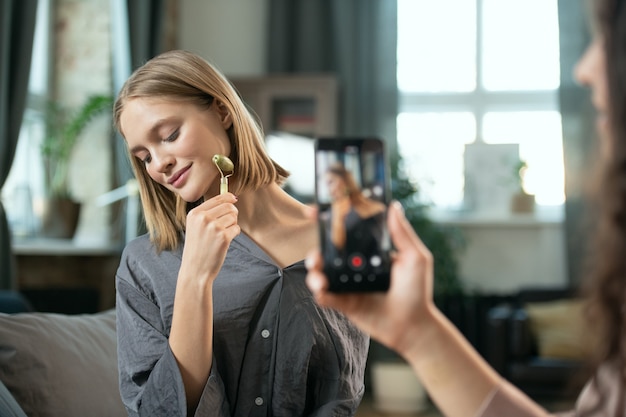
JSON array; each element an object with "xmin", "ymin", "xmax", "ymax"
[
  {"xmin": 485, "ymin": 287, "xmax": 588, "ymax": 400},
  {"xmin": 0, "ymin": 290, "xmax": 126, "ymax": 417}
]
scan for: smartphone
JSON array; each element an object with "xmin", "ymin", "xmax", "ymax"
[{"xmin": 314, "ymin": 137, "xmax": 392, "ymax": 292}]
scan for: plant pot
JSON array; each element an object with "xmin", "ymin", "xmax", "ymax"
[
  {"xmin": 510, "ymin": 192, "xmax": 535, "ymax": 214},
  {"xmin": 371, "ymin": 361, "xmax": 428, "ymax": 413},
  {"xmin": 41, "ymin": 197, "xmax": 81, "ymax": 239}
]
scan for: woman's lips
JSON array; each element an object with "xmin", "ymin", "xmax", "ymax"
[{"xmin": 168, "ymin": 165, "xmax": 191, "ymax": 188}]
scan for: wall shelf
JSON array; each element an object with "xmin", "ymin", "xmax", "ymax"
[
  {"xmin": 231, "ymin": 74, "xmax": 338, "ymax": 138},
  {"xmin": 11, "ymin": 238, "xmax": 122, "ymax": 312}
]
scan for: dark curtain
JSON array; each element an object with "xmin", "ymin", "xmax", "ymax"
[
  {"xmin": 0, "ymin": 0, "xmax": 38, "ymax": 289},
  {"xmin": 557, "ymin": 0, "xmax": 595, "ymax": 287},
  {"xmin": 127, "ymin": 0, "xmax": 167, "ymax": 71},
  {"xmin": 268, "ymin": 0, "xmax": 398, "ymax": 150}
]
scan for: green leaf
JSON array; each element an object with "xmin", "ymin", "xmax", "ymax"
[{"xmin": 41, "ymin": 94, "xmax": 114, "ymax": 198}]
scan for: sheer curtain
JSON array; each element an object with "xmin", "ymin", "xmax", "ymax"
[
  {"xmin": 267, "ymin": 0, "xmax": 398, "ymax": 149},
  {"xmin": 0, "ymin": 0, "xmax": 38, "ymax": 289},
  {"xmin": 112, "ymin": 0, "xmax": 167, "ymax": 186},
  {"xmin": 110, "ymin": 0, "xmax": 167, "ymax": 240}
]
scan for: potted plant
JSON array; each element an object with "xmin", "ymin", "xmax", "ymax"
[
  {"xmin": 40, "ymin": 94, "xmax": 113, "ymax": 238},
  {"xmin": 510, "ymin": 159, "xmax": 535, "ymax": 213}
]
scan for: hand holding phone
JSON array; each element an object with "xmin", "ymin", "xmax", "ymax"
[{"xmin": 314, "ymin": 137, "xmax": 392, "ymax": 292}]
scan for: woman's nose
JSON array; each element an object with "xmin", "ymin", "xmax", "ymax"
[
  {"xmin": 151, "ymin": 151, "xmax": 175, "ymax": 173},
  {"xmin": 574, "ymin": 39, "xmax": 599, "ymax": 87}
]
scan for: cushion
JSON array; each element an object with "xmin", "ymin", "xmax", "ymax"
[
  {"xmin": 525, "ymin": 299, "xmax": 589, "ymax": 360},
  {"xmin": 0, "ymin": 291, "xmax": 33, "ymax": 314},
  {"xmin": 0, "ymin": 310, "xmax": 126, "ymax": 417}
]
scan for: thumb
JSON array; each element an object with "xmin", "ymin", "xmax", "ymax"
[
  {"xmin": 388, "ymin": 201, "xmax": 432, "ymax": 260},
  {"xmin": 388, "ymin": 201, "xmax": 419, "ymax": 250}
]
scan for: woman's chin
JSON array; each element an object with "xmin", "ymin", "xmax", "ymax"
[
  {"xmin": 176, "ymin": 188, "xmax": 206, "ymax": 204},
  {"xmin": 595, "ymin": 117, "xmax": 615, "ymax": 159}
]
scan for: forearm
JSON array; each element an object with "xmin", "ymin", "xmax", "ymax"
[
  {"xmin": 169, "ymin": 277, "xmax": 215, "ymax": 414},
  {"xmin": 399, "ymin": 307, "xmax": 547, "ymax": 417}
]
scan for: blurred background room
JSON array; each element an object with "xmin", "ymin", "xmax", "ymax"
[{"xmin": 0, "ymin": 0, "xmax": 594, "ymax": 415}]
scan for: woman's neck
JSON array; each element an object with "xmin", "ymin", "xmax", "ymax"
[
  {"xmin": 234, "ymin": 183, "xmax": 318, "ymax": 267},
  {"xmin": 235, "ymin": 183, "xmax": 312, "ymax": 235}
]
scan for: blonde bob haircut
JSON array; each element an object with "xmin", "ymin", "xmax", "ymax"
[{"xmin": 114, "ymin": 49, "xmax": 289, "ymax": 251}]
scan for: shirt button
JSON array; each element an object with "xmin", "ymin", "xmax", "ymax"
[
  {"xmin": 261, "ymin": 329, "xmax": 270, "ymax": 338},
  {"xmin": 255, "ymin": 397, "xmax": 264, "ymax": 406}
]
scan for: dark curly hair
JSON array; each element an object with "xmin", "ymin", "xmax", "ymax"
[{"xmin": 580, "ymin": 0, "xmax": 626, "ymax": 415}]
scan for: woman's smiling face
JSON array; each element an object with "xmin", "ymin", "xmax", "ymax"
[{"xmin": 120, "ymin": 97, "xmax": 232, "ymax": 202}]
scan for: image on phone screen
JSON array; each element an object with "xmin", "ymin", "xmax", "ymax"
[{"xmin": 314, "ymin": 137, "xmax": 391, "ymax": 292}]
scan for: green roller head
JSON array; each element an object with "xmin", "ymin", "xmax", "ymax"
[{"xmin": 212, "ymin": 154, "xmax": 234, "ymax": 177}]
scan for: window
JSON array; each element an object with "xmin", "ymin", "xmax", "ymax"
[
  {"xmin": 2, "ymin": 0, "xmax": 50, "ymax": 237},
  {"xmin": 397, "ymin": 0, "xmax": 563, "ymax": 211}
]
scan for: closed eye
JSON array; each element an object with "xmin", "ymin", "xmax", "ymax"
[
  {"xmin": 164, "ymin": 129, "xmax": 179, "ymax": 142},
  {"xmin": 133, "ymin": 150, "xmax": 151, "ymax": 164},
  {"xmin": 131, "ymin": 127, "xmax": 178, "ymax": 165}
]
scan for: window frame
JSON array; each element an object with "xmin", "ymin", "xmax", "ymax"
[
  {"xmin": 2, "ymin": 0, "xmax": 53, "ymax": 236},
  {"xmin": 397, "ymin": 0, "xmax": 563, "ymax": 215}
]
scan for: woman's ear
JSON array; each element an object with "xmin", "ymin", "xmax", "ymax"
[{"xmin": 215, "ymin": 100, "xmax": 233, "ymax": 129}]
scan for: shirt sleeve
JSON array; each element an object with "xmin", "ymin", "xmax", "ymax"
[{"xmin": 116, "ymin": 268, "xmax": 230, "ymax": 416}]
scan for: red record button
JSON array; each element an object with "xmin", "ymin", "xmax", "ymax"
[{"xmin": 349, "ymin": 254, "xmax": 365, "ymax": 270}]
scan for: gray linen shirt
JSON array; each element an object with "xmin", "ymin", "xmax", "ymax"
[{"xmin": 115, "ymin": 232, "xmax": 369, "ymax": 417}]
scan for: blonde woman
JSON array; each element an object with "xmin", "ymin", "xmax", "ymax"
[{"xmin": 113, "ymin": 50, "xmax": 368, "ymax": 416}]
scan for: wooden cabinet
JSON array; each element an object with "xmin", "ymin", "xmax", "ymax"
[
  {"xmin": 13, "ymin": 239, "xmax": 121, "ymax": 313},
  {"xmin": 230, "ymin": 75, "xmax": 338, "ymax": 138}
]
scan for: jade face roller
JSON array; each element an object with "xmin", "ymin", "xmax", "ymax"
[{"xmin": 212, "ymin": 154, "xmax": 234, "ymax": 195}]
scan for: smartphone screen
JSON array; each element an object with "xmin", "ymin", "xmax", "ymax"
[{"xmin": 314, "ymin": 137, "xmax": 391, "ymax": 292}]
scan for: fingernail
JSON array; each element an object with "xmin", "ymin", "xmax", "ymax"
[
  {"xmin": 306, "ymin": 274, "xmax": 322, "ymax": 293},
  {"xmin": 305, "ymin": 255, "xmax": 314, "ymax": 270},
  {"xmin": 391, "ymin": 200, "xmax": 404, "ymax": 214}
]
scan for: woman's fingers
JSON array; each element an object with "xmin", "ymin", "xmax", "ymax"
[
  {"xmin": 304, "ymin": 201, "xmax": 435, "ymax": 347},
  {"xmin": 188, "ymin": 193, "xmax": 238, "ymax": 228},
  {"xmin": 387, "ymin": 201, "xmax": 423, "ymax": 253},
  {"xmin": 305, "ymin": 248, "xmax": 383, "ymax": 328},
  {"xmin": 192, "ymin": 193, "xmax": 238, "ymax": 214},
  {"xmin": 304, "ymin": 250, "xmax": 334, "ymax": 299},
  {"xmin": 181, "ymin": 193, "xmax": 240, "ymax": 280}
]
